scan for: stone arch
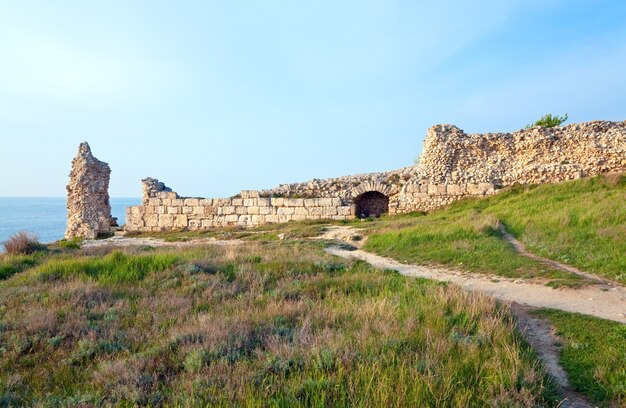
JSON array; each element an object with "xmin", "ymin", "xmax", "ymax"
[{"xmin": 354, "ymin": 191, "xmax": 389, "ymax": 218}]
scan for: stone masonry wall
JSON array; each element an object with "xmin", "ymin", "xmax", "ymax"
[
  {"xmin": 65, "ymin": 142, "xmax": 117, "ymax": 239},
  {"xmin": 125, "ymin": 120, "xmax": 626, "ymax": 232},
  {"xmin": 126, "ymin": 185, "xmax": 352, "ymax": 232}
]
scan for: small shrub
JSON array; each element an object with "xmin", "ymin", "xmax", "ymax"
[
  {"xmin": 525, "ymin": 113, "xmax": 568, "ymax": 128},
  {"xmin": 58, "ymin": 237, "xmax": 83, "ymax": 249},
  {"xmin": 2, "ymin": 232, "xmax": 44, "ymax": 255}
]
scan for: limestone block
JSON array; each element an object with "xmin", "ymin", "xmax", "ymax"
[
  {"xmin": 188, "ymin": 219, "xmax": 201, "ymax": 230},
  {"xmin": 292, "ymin": 215, "xmax": 307, "ymax": 221},
  {"xmin": 162, "ymin": 199, "xmax": 172, "ymax": 206},
  {"xmin": 168, "ymin": 206, "xmax": 181, "ymax": 215},
  {"xmin": 331, "ymin": 198, "xmax": 342, "ymax": 206},
  {"xmin": 277, "ymin": 207, "xmax": 295, "ymax": 215},
  {"xmin": 159, "ymin": 214, "xmax": 174, "ymax": 227},
  {"xmin": 235, "ymin": 206, "xmax": 248, "ymax": 215},
  {"xmin": 232, "ymin": 198, "xmax": 243, "ymax": 206},
  {"xmin": 148, "ymin": 198, "xmax": 161, "ymax": 206},
  {"xmin": 144, "ymin": 206, "xmax": 155, "ymax": 214},
  {"xmin": 166, "ymin": 192, "xmax": 178, "ymax": 199},
  {"xmin": 467, "ymin": 183, "xmax": 480, "ymax": 195},
  {"xmin": 427, "ymin": 184, "xmax": 439, "ymax": 195},
  {"xmin": 171, "ymin": 199, "xmax": 183, "ymax": 206},
  {"xmin": 240, "ymin": 190, "xmax": 260, "ymax": 199},
  {"xmin": 317, "ymin": 198, "xmax": 332, "ymax": 206},
  {"xmin": 199, "ymin": 199, "xmax": 213, "ymax": 206},
  {"xmin": 193, "ymin": 206, "xmax": 205, "ymax": 215},
  {"xmin": 294, "ymin": 207, "xmax": 308, "ymax": 215},
  {"xmin": 181, "ymin": 206, "xmax": 193, "ymax": 214},
  {"xmin": 174, "ymin": 214, "xmax": 188, "ymax": 228},
  {"xmin": 323, "ymin": 207, "xmax": 338, "ymax": 216},
  {"xmin": 265, "ymin": 215, "xmax": 278, "ymax": 223},
  {"xmin": 259, "ymin": 206, "xmax": 272, "ymax": 215},
  {"xmin": 156, "ymin": 191, "xmax": 170, "ymax": 199},
  {"xmin": 251, "ymin": 215, "xmax": 264, "ymax": 223},
  {"xmin": 309, "ymin": 207, "xmax": 323, "ymax": 216},
  {"xmin": 257, "ymin": 197, "xmax": 270, "ymax": 207},
  {"xmin": 271, "ymin": 197, "xmax": 284, "ymax": 206},
  {"xmin": 243, "ymin": 198, "xmax": 257, "ymax": 207},
  {"xmin": 248, "ymin": 206, "xmax": 260, "ymax": 215},
  {"xmin": 437, "ymin": 184, "xmax": 447, "ymax": 194},
  {"xmin": 238, "ymin": 215, "xmax": 252, "ymax": 225},
  {"xmin": 201, "ymin": 219, "xmax": 214, "ymax": 228},
  {"xmin": 225, "ymin": 214, "xmax": 238, "ymax": 223},
  {"xmin": 337, "ymin": 206, "xmax": 353, "ymax": 216},
  {"xmin": 205, "ymin": 206, "xmax": 216, "ymax": 215},
  {"xmin": 478, "ymin": 183, "xmax": 493, "ymax": 193},
  {"xmin": 223, "ymin": 206, "xmax": 235, "ymax": 215},
  {"xmin": 446, "ymin": 184, "xmax": 461, "ymax": 196},
  {"xmin": 143, "ymin": 214, "xmax": 159, "ymax": 227},
  {"xmin": 304, "ymin": 199, "xmax": 317, "ymax": 207},
  {"xmin": 278, "ymin": 214, "xmax": 292, "ymax": 222}
]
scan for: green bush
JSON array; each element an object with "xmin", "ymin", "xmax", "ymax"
[{"xmin": 526, "ymin": 113, "xmax": 568, "ymax": 128}]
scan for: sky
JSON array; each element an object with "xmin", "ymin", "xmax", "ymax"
[{"xmin": 1, "ymin": 0, "xmax": 625, "ymax": 198}]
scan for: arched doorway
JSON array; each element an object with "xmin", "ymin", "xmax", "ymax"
[{"xmin": 355, "ymin": 191, "xmax": 389, "ymax": 219}]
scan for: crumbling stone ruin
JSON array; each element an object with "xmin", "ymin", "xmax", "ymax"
[
  {"xmin": 65, "ymin": 142, "xmax": 117, "ymax": 239},
  {"xmin": 125, "ymin": 120, "xmax": 626, "ymax": 232}
]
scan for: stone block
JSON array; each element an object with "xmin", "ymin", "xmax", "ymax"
[
  {"xmin": 337, "ymin": 206, "xmax": 353, "ymax": 216},
  {"xmin": 193, "ymin": 206, "xmax": 205, "ymax": 215},
  {"xmin": 304, "ymin": 199, "xmax": 317, "ymax": 207},
  {"xmin": 278, "ymin": 214, "xmax": 292, "ymax": 222},
  {"xmin": 309, "ymin": 207, "xmax": 323, "ymax": 216},
  {"xmin": 294, "ymin": 207, "xmax": 308, "ymax": 215},
  {"xmin": 240, "ymin": 190, "xmax": 260, "ymax": 199},
  {"xmin": 437, "ymin": 184, "xmax": 447, "ymax": 194},
  {"xmin": 144, "ymin": 214, "xmax": 159, "ymax": 227},
  {"xmin": 446, "ymin": 184, "xmax": 461, "ymax": 196},
  {"xmin": 248, "ymin": 206, "xmax": 260, "ymax": 215},
  {"xmin": 171, "ymin": 199, "xmax": 183, "ymax": 206},
  {"xmin": 201, "ymin": 219, "xmax": 214, "ymax": 228},
  {"xmin": 467, "ymin": 183, "xmax": 480, "ymax": 195},
  {"xmin": 224, "ymin": 214, "xmax": 238, "ymax": 223},
  {"xmin": 181, "ymin": 206, "xmax": 193, "ymax": 214},
  {"xmin": 270, "ymin": 197, "xmax": 284, "ymax": 206},
  {"xmin": 259, "ymin": 206, "xmax": 272, "ymax": 215},
  {"xmin": 222, "ymin": 206, "xmax": 235, "ymax": 215},
  {"xmin": 427, "ymin": 184, "xmax": 439, "ymax": 195},
  {"xmin": 323, "ymin": 207, "xmax": 338, "ymax": 216},
  {"xmin": 188, "ymin": 219, "xmax": 201, "ymax": 230},
  {"xmin": 159, "ymin": 214, "xmax": 174, "ymax": 226},
  {"xmin": 199, "ymin": 199, "xmax": 213, "ymax": 206},
  {"xmin": 156, "ymin": 191, "xmax": 170, "ymax": 199},
  {"xmin": 144, "ymin": 205, "xmax": 155, "ymax": 214},
  {"xmin": 265, "ymin": 215, "xmax": 278, "ymax": 223},
  {"xmin": 236, "ymin": 206, "xmax": 248, "ymax": 215},
  {"xmin": 257, "ymin": 197, "xmax": 270, "ymax": 206},
  {"xmin": 331, "ymin": 198, "xmax": 342, "ymax": 206},
  {"xmin": 232, "ymin": 198, "xmax": 243, "ymax": 206},
  {"xmin": 174, "ymin": 214, "xmax": 188, "ymax": 228},
  {"xmin": 156, "ymin": 206, "xmax": 166, "ymax": 214},
  {"xmin": 168, "ymin": 206, "xmax": 180, "ymax": 214},
  {"xmin": 162, "ymin": 199, "xmax": 172, "ymax": 206},
  {"xmin": 243, "ymin": 198, "xmax": 257, "ymax": 207},
  {"xmin": 183, "ymin": 198, "xmax": 199, "ymax": 206},
  {"xmin": 148, "ymin": 198, "xmax": 161, "ymax": 206},
  {"xmin": 317, "ymin": 198, "xmax": 332, "ymax": 206},
  {"xmin": 277, "ymin": 207, "xmax": 295, "ymax": 215},
  {"xmin": 292, "ymin": 215, "xmax": 306, "ymax": 221},
  {"xmin": 205, "ymin": 206, "xmax": 216, "ymax": 215}
]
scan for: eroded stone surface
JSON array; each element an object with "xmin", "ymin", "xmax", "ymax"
[{"xmin": 65, "ymin": 143, "xmax": 116, "ymax": 239}]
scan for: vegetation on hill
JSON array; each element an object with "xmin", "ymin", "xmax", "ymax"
[
  {"xmin": 0, "ymin": 242, "xmax": 556, "ymax": 406},
  {"xmin": 364, "ymin": 173, "xmax": 626, "ymax": 284}
]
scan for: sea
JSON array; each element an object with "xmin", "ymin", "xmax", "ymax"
[{"xmin": 0, "ymin": 197, "xmax": 141, "ymax": 245}]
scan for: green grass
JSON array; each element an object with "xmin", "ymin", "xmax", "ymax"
[
  {"xmin": 533, "ymin": 309, "xmax": 626, "ymax": 406},
  {"xmin": 30, "ymin": 250, "xmax": 178, "ymax": 285},
  {"xmin": 0, "ymin": 253, "xmax": 42, "ymax": 280},
  {"xmin": 0, "ymin": 242, "xmax": 557, "ymax": 406},
  {"xmin": 364, "ymin": 173, "xmax": 626, "ymax": 284}
]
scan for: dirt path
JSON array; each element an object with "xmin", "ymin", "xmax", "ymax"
[
  {"xmin": 80, "ymin": 235, "xmax": 243, "ymax": 249},
  {"xmin": 319, "ymin": 226, "xmax": 626, "ymax": 406},
  {"xmin": 498, "ymin": 224, "xmax": 613, "ymax": 285}
]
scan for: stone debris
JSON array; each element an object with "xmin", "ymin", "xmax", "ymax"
[{"xmin": 65, "ymin": 142, "xmax": 117, "ymax": 239}]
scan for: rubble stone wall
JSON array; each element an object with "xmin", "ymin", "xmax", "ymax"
[
  {"xmin": 124, "ymin": 120, "xmax": 626, "ymax": 232},
  {"xmin": 65, "ymin": 143, "xmax": 116, "ymax": 239}
]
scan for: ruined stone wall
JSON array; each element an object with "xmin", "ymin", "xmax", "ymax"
[
  {"xmin": 65, "ymin": 143, "xmax": 116, "ymax": 239},
  {"xmin": 124, "ymin": 120, "xmax": 626, "ymax": 232},
  {"xmin": 126, "ymin": 185, "xmax": 352, "ymax": 232}
]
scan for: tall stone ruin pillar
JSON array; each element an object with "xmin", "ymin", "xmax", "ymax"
[{"xmin": 65, "ymin": 142, "xmax": 117, "ymax": 239}]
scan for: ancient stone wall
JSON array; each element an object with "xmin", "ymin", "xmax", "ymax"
[
  {"xmin": 124, "ymin": 120, "xmax": 626, "ymax": 232},
  {"xmin": 126, "ymin": 183, "xmax": 352, "ymax": 232},
  {"xmin": 65, "ymin": 143, "xmax": 117, "ymax": 239}
]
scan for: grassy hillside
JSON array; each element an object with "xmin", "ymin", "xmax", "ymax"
[
  {"xmin": 364, "ymin": 173, "xmax": 626, "ymax": 284},
  {"xmin": 0, "ymin": 242, "xmax": 556, "ymax": 406}
]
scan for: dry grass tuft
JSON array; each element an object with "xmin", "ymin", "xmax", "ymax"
[{"xmin": 2, "ymin": 231, "xmax": 44, "ymax": 255}]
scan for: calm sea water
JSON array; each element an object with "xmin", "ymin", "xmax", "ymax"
[{"xmin": 0, "ymin": 197, "xmax": 141, "ymax": 244}]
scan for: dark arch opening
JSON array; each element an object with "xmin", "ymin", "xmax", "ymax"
[{"xmin": 355, "ymin": 191, "xmax": 389, "ymax": 219}]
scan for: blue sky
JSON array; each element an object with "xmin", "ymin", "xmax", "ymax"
[{"xmin": 1, "ymin": 0, "xmax": 625, "ymax": 197}]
